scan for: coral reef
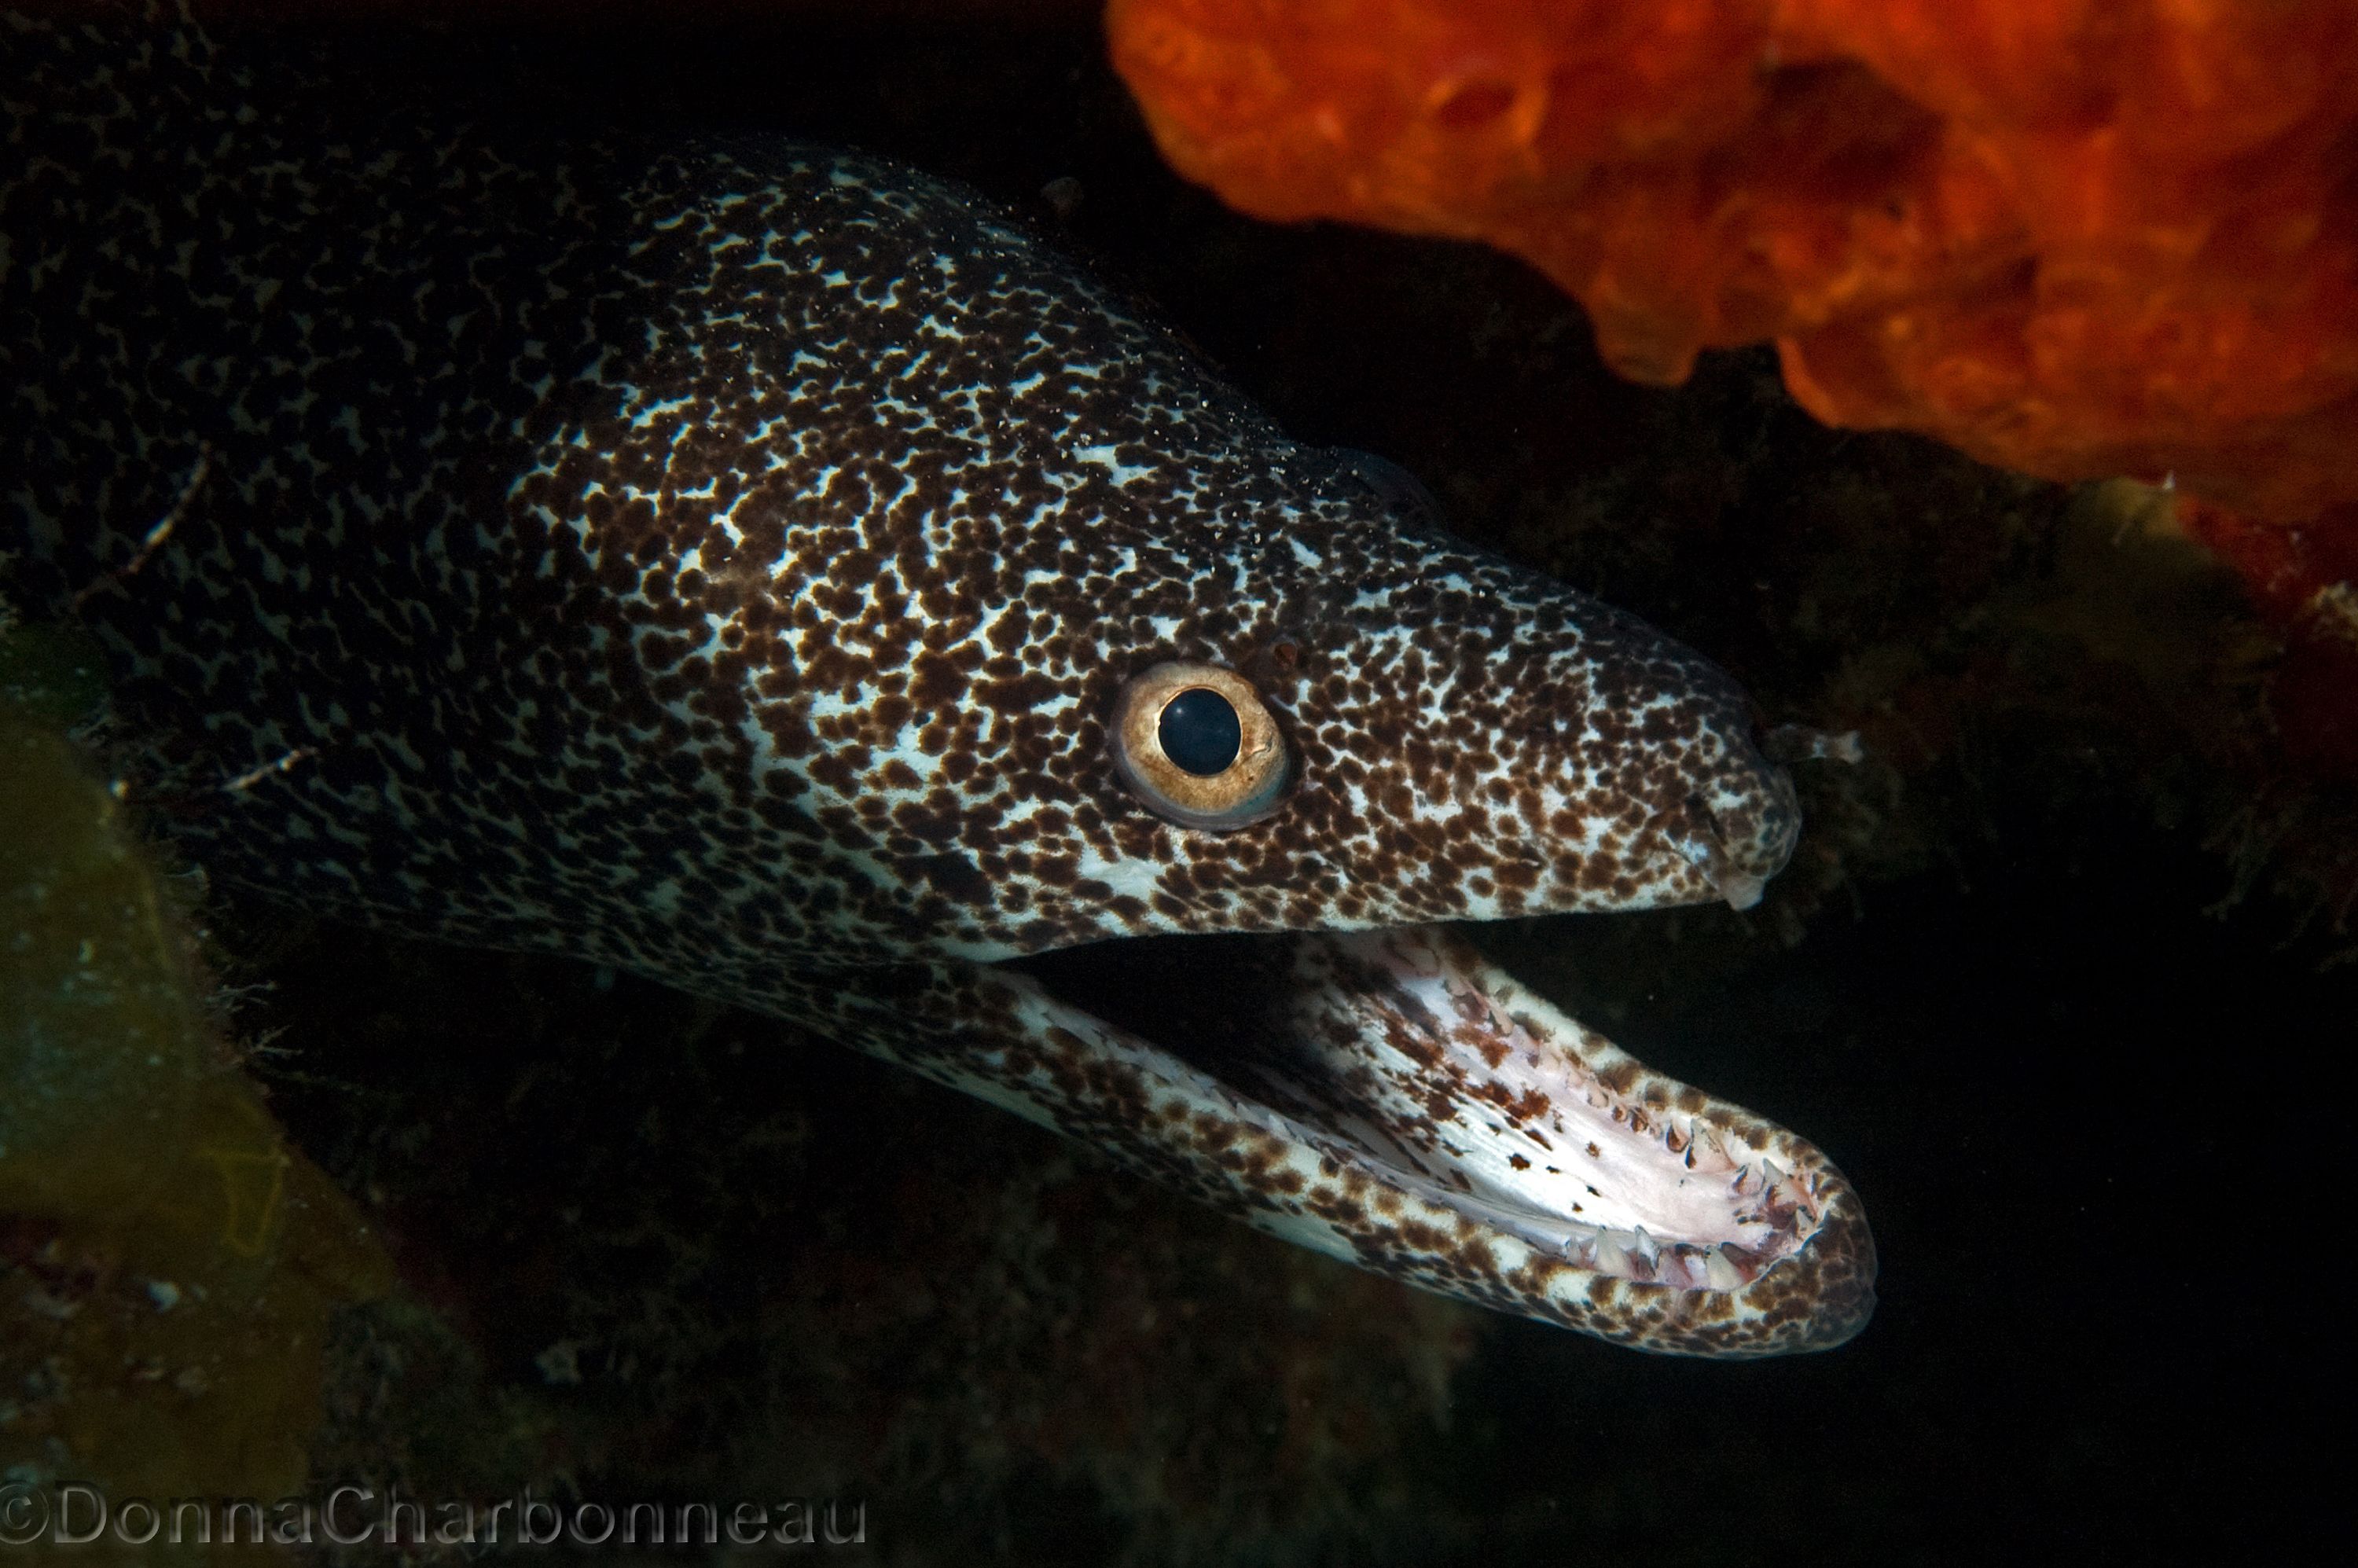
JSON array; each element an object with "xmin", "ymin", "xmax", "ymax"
[{"xmin": 1, "ymin": 616, "xmax": 392, "ymax": 1562}]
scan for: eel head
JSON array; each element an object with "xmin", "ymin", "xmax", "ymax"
[{"xmin": 818, "ymin": 457, "xmax": 1875, "ymax": 1358}]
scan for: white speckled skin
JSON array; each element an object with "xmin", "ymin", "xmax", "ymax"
[{"xmin": 2, "ymin": 4, "xmax": 1871, "ymax": 1353}]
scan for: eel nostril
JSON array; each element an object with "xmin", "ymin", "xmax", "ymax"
[
  {"xmin": 1685, "ymin": 791, "xmax": 1729, "ymax": 847},
  {"xmin": 1760, "ymin": 723, "xmax": 1865, "ymax": 766}
]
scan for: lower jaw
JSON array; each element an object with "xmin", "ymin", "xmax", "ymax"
[{"xmin": 1010, "ymin": 920, "xmax": 1877, "ymax": 1354}]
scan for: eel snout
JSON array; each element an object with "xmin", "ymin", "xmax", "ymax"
[
  {"xmin": 1611, "ymin": 696, "xmax": 1801, "ymax": 913},
  {"xmin": 1674, "ymin": 740, "xmax": 1802, "ymax": 911}
]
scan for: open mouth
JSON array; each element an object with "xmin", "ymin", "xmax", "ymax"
[{"xmin": 1009, "ymin": 920, "xmax": 1875, "ymax": 1357}]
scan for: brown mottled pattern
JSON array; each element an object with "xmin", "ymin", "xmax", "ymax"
[{"xmin": 1, "ymin": 6, "xmax": 1871, "ymax": 1354}]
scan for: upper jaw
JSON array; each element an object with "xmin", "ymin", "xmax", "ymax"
[
  {"xmin": 1667, "ymin": 753, "xmax": 1802, "ymax": 912},
  {"xmin": 1002, "ymin": 920, "xmax": 1874, "ymax": 1357}
]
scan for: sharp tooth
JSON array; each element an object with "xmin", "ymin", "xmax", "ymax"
[
  {"xmin": 1631, "ymin": 1225, "xmax": 1661, "ymax": 1268},
  {"xmin": 1594, "ymin": 1232, "xmax": 1631, "ymax": 1276},
  {"xmin": 1704, "ymin": 1247, "xmax": 1744, "ymax": 1291}
]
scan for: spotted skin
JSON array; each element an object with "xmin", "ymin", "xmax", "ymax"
[{"xmin": 2, "ymin": 6, "xmax": 1873, "ymax": 1354}]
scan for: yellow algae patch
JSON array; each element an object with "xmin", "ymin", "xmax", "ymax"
[{"xmin": 2, "ymin": 621, "xmax": 393, "ymax": 1562}]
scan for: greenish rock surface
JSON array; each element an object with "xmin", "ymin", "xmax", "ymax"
[{"xmin": 2, "ymin": 616, "xmax": 392, "ymax": 1563}]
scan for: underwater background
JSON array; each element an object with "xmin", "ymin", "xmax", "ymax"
[{"xmin": 3, "ymin": 3, "xmax": 2345, "ymax": 1562}]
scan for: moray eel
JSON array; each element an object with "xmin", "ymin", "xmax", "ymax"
[{"xmin": 2, "ymin": 6, "xmax": 1874, "ymax": 1355}]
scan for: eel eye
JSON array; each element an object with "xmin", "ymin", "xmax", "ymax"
[{"xmin": 1111, "ymin": 661, "xmax": 1291, "ymax": 831}]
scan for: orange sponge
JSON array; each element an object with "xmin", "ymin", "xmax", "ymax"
[{"xmin": 1109, "ymin": 0, "xmax": 2358, "ymax": 523}]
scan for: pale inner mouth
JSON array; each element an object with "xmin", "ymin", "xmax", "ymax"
[{"xmin": 1016, "ymin": 923, "xmax": 1831, "ymax": 1292}]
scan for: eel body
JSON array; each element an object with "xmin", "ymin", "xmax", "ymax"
[{"xmin": 1, "ymin": 6, "xmax": 1875, "ymax": 1354}]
